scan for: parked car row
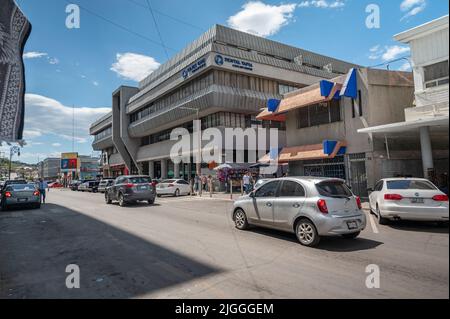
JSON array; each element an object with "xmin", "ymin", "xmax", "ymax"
[{"xmin": 232, "ymin": 177, "xmax": 449, "ymax": 247}]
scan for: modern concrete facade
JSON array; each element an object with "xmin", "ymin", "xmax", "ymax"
[
  {"xmin": 359, "ymin": 15, "xmax": 449, "ymax": 186},
  {"xmin": 257, "ymin": 68, "xmax": 415, "ymax": 197},
  {"xmin": 38, "ymin": 157, "xmax": 60, "ymax": 181},
  {"xmin": 90, "ymin": 24, "xmax": 357, "ymax": 179}
]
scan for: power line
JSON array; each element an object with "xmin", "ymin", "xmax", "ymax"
[
  {"xmin": 368, "ymin": 56, "xmax": 412, "ymax": 69},
  {"xmin": 61, "ymin": 0, "xmax": 177, "ymax": 52},
  {"xmin": 144, "ymin": 0, "xmax": 169, "ymax": 60},
  {"xmin": 123, "ymin": 0, "xmax": 204, "ymax": 31}
]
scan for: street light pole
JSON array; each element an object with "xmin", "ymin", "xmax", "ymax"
[{"xmin": 8, "ymin": 146, "xmax": 21, "ymax": 180}]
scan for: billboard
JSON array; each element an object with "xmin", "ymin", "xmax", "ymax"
[{"xmin": 61, "ymin": 152, "xmax": 78, "ymax": 172}]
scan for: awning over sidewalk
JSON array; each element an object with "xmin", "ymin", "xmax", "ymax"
[
  {"xmin": 259, "ymin": 140, "xmax": 347, "ymax": 163},
  {"xmin": 257, "ymin": 75, "xmax": 346, "ymax": 122},
  {"xmin": 358, "ymin": 116, "xmax": 449, "ymax": 134}
]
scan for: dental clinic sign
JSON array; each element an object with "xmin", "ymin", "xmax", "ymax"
[
  {"xmin": 215, "ymin": 54, "xmax": 253, "ymax": 71},
  {"xmin": 182, "ymin": 58, "xmax": 206, "ymax": 79}
]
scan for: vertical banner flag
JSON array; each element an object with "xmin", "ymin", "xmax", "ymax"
[{"xmin": 0, "ymin": 0, "xmax": 32, "ymax": 143}]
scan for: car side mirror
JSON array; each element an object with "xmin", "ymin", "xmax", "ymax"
[{"xmin": 367, "ymin": 188, "xmax": 373, "ymax": 194}]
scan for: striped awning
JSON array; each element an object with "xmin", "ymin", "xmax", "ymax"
[
  {"xmin": 259, "ymin": 141, "xmax": 347, "ymax": 163},
  {"xmin": 257, "ymin": 76, "xmax": 346, "ymax": 122}
]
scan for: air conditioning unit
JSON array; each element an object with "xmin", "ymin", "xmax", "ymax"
[
  {"xmin": 323, "ymin": 63, "xmax": 333, "ymax": 73},
  {"xmin": 294, "ymin": 55, "xmax": 303, "ymax": 65}
]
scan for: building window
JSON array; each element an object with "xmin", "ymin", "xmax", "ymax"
[
  {"xmin": 279, "ymin": 84, "xmax": 298, "ymax": 95},
  {"xmin": 297, "ymin": 99, "xmax": 341, "ymax": 129},
  {"xmin": 94, "ymin": 126, "xmax": 112, "ymax": 141},
  {"xmin": 424, "ymin": 60, "xmax": 449, "ymax": 88},
  {"xmin": 358, "ymin": 90, "xmax": 363, "ymax": 117},
  {"xmin": 351, "ymin": 98, "xmax": 355, "ymax": 118}
]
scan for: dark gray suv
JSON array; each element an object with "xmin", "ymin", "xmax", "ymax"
[{"xmin": 105, "ymin": 175, "xmax": 156, "ymax": 206}]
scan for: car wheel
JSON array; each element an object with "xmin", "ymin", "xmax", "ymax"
[
  {"xmin": 157, "ymin": 194, "xmax": 161, "ymax": 198},
  {"xmin": 174, "ymin": 189, "xmax": 180, "ymax": 197},
  {"xmin": 376, "ymin": 204, "xmax": 389, "ymax": 225},
  {"xmin": 35, "ymin": 203, "xmax": 41, "ymax": 209},
  {"xmin": 234, "ymin": 208, "xmax": 249, "ymax": 230},
  {"xmin": 342, "ymin": 231, "xmax": 360, "ymax": 239},
  {"xmin": 295, "ymin": 219, "xmax": 320, "ymax": 247},
  {"xmin": 148, "ymin": 199, "xmax": 155, "ymax": 205},
  {"xmin": 118, "ymin": 193, "xmax": 126, "ymax": 207},
  {"xmin": 105, "ymin": 194, "xmax": 112, "ymax": 204}
]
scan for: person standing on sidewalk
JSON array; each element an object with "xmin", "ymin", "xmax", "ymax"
[
  {"xmin": 38, "ymin": 179, "xmax": 48, "ymax": 204},
  {"xmin": 194, "ymin": 174, "xmax": 200, "ymax": 194},
  {"xmin": 243, "ymin": 172, "xmax": 251, "ymax": 194}
]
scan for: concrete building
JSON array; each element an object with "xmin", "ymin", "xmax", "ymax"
[
  {"xmin": 257, "ymin": 68, "xmax": 415, "ymax": 197},
  {"xmin": 90, "ymin": 24, "xmax": 357, "ymax": 179},
  {"xmin": 358, "ymin": 15, "xmax": 449, "ymax": 186},
  {"xmin": 38, "ymin": 157, "xmax": 60, "ymax": 181}
]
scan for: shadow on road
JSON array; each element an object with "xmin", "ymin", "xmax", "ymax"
[
  {"xmin": 247, "ymin": 227, "xmax": 383, "ymax": 252},
  {"xmin": 386, "ymin": 220, "xmax": 449, "ymax": 234},
  {"xmin": 0, "ymin": 203, "xmax": 220, "ymax": 298}
]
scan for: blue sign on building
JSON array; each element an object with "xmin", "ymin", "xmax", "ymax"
[
  {"xmin": 215, "ymin": 54, "xmax": 253, "ymax": 71},
  {"xmin": 182, "ymin": 58, "xmax": 207, "ymax": 79}
]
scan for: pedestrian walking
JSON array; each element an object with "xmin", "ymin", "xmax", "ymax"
[
  {"xmin": 202, "ymin": 175, "xmax": 207, "ymax": 191},
  {"xmin": 194, "ymin": 174, "xmax": 200, "ymax": 194},
  {"xmin": 243, "ymin": 172, "xmax": 251, "ymax": 194},
  {"xmin": 38, "ymin": 178, "xmax": 48, "ymax": 204}
]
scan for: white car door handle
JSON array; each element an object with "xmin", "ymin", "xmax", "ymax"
[
  {"xmin": 293, "ymin": 203, "xmax": 300, "ymax": 208},
  {"xmin": 266, "ymin": 202, "xmax": 272, "ymax": 207}
]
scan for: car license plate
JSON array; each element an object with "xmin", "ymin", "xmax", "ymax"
[
  {"xmin": 138, "ymin": 185, "xmax": 148, "ymax": 190},
  {"xmin": 17, "ymin": 198, "xmax": 28, "ymax": 202},
  {"xmin": 411, "ymin": 198, "xmax": 424, "ymax": 204},
  {"xmin": 347, "ymin": 221, "xmax": 358, "ymax": 230}
]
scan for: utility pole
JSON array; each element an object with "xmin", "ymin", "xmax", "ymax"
[{"xmin": 8, "ymin": 146, "xmax": 20, "ymax": 180}]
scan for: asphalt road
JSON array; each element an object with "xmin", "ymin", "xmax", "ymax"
[{"xmin": 0, "ymin": 189, "xmax": 448, "ymax": 299}]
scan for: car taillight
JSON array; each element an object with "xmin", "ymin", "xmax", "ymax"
[
  {"xmin": 317, "ymin": 199, "xmax": 328, "ymax": 214},
  {"xmin": 384, "ymin": 194, "xmax": 403, "ymax": 201},
  {"xmin": 5, "ymin": 191, "xmax": 12, "ymax": 198},
  {"xmin": 33, "ymin": 190, "xmax": 40, "ymax": 196},
  {"xmin": 150, "ymin": 182, "xmax": 156, "ymax": 187},
  {"xmin": 125, "ymin": 183, "xmax": 135, "ymax": 188},
  {"xmin": 433, "ymin": 194, "xmax": 449, "ymax": 201},
  {"xmin": 356, "ymin": 196, "xmax": 362, "ymax": 209}
]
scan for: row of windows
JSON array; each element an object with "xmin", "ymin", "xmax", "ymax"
[
  {"xmin": 94, "ymin": 126, "xmax": 112, "ymax": 141},
  {"xmin": 424, "ymin": 60, "xmax": 449, "ymax": 89},
  {"xmin": 141, "ymin": 112, "xmax": 285, "ymax": 146},
  {"xmin": 130, "ymin": 69, "xmax": 301, "ymax": 124},
  {"xmin": 296, "ymin": 99, "xmax": 341, "ymax": 129}
]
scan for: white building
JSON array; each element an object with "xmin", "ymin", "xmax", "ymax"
[{"xmin": 359, "ymin": 15, "xmax": 449, "ymax": 183}]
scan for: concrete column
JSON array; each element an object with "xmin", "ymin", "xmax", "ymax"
[
  {"xmin": 161, "ymin": 159, "xmax": 168, "ymax": 179},
  {"xmin": 174, "ymin": 162, "xmax": 180, "ymax": 178},
  {"xmin": 148, "ymin": 161, "xmax": 155, "ymax": 178},
  {"xmin": 419, "ymin": 126, "xmax": 434, "ymax": 178}
]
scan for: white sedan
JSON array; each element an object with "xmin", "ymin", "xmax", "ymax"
[
  {"xmin": 369, "ymin": 178, "xmax": 449, "ymax": 224},
  {"xmin": 156, "ymin": 179, "xmax": 191, "ymax": 197}
]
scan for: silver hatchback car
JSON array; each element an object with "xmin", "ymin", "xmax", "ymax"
[{"xmin": 232, "ymin": 177, "xmax": 366, "ymax": 247}]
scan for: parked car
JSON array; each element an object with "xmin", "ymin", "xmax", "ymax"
[
  {"xmin": 48, "ymin": 182, "xmax": 63, "ymax": 188},
  {"xmin": 70, "ymin": 180, "xmax": 81, "ymax": 191},
  {"xmin": 232, "ymin": 177, "xmax": 366, "ymax": 247},
  {"xmin": 98, "ymin": 178, "xmax": 115, "ymax": 193},
  {"xmin": 78, "ymin": 181, "xmax": 89, "ymax": 192},
  {"xmin": 86, "ymin": 181, "xmax": 100, "ymax": 193},
  {"xmin": 1, "ymin": 183, "xmax": 41, "ymax": 210},
  {"xmin": 156, "ymin": 179, "xmax": 191, "ymax": 197},
  {"xmin": 1, "ymin": 179, "xmax": 27, "ymax": 191},
  {"xmin": 105, "ymin": 175, "xmax": 156, "ymax": 206},
  {"xmin": 253, "ymin": 178, "xmax": 271, "ymax": 190},
  {"xmin": 368, "ymin": 178, "xmax": 449, "ymax": 224}
]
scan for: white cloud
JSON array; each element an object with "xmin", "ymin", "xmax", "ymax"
[
  {"xmin": 23, "ymin": 51, "xmax": 48, "ymax": 59},
  {"xmin": 52, "ymin": 143, "xmax": 62, "ymax": 147},
  {"xmin": 227, "ymin": 1, "xmax": 297, "ymax": 37},
  {"xmin": 400, "ymin": 0, "xmax": 426, "ymax": 20},
  {"xmin": 382, "ymin": 45, "xmax": 410, "ymax": 61},
  {"xmin": 24, "ymin": 93, "xmax": 110, "ymax": 145},
  {"xmin": 398, "ymin": 62, "xmax": 412, "ymax": 71},
  {"xmin": 92, "ymin": 81, "xmax": 99, "ymax": 86},
  {"xmin": 298, "ymin": 0, "xmax": 345, "ymax": 9},
  {"xmin": 48, "ymin": 57, "xmax": 59, "ymax": 65},
  {"xmin": 111, "ymin": 52, "xmax": 160, "ymax": 82},
  {"xmin": 368, "ymin": 45, "xmax": 410, "ymax": 61},
  {"xmin": 23, "ymin": 129, "xmax": 42, "ymax": 139}
]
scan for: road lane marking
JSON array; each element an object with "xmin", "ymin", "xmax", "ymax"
[{"xmin": 368, "ymin": 212, "xmax": 379, "ymax": 234}]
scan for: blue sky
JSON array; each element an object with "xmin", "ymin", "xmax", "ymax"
[{"xmin": 7, "ymin": 0, "xmax": 449, "ymax": 163}]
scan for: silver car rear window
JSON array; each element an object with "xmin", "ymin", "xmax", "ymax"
[
  {"xmin": 387, "ymin": 180, "xmax": 436, "ymax": 190},
  {"xmin": 8, "ymin": 184, "xmax": 36, "ymax": 191},
  {"xmin": 316, "ymin": 181, "xmax": 352, "ymax": 198}
]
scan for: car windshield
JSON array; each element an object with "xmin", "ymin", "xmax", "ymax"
[
  {"xmin": 128, "ymin": 177, "xmax": 151, "ymax": 184},
  {"xmin": 8, "ymin": 184, "xmax": 36, "ymax": 191},
  {"xmin": 316, "ymin": 181, "xmax": 353, "ymax": 198},
  {"xmin": 387, "ymin": 180, "xmax": 436, "ymax": 190}
]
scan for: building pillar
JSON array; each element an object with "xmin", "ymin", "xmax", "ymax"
[
  {"xmin": 161, "ymin": 159, "xmax": 168, "ymax": 179},
  {"xmin": 419, "ymin": 126, "xmax": 434, "ymax": 179},
  {"xmin": 174, "ymin": 162, "xmax": 180, "ymax": 178},
  {"xmin": 149, "ymin": 161, "xmax": 155, "ymax": 178}
]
